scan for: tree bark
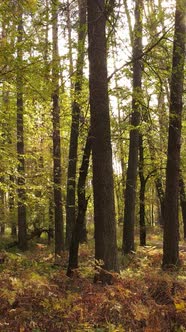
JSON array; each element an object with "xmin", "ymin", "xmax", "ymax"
[
  {"xmin": 16, "ymin": 3, "xmax": 27, "ymax": 251},
  {"xmin": 66, "ymin": 0, "xmax": 74, "ymax": 92},
  {"xmin": 67, "ymin": 129, "xmax": 92, "ymax": 276},
  {"xmin": 87, "ymin": 0, "xmax": 119, "ymax": 275},
  {"xmin": 162, "ymin": 0, "xmax": 186, "ymax": 268},
  {"xmin": 66, "ymin": 0, "xmax": 86, "ymax": 248},
  {"xmin": 0, "ymin": 177, "xmax": 5, "ymax": 235},
  {"xmin": 179, "ymin": 173, "xmax": 186, "ymax": 240},
  {"xmin": 111, "ymin": 34, "xmax": 126, "ymax": 224},
  {"xmin": 155, "ymin": 177, "xmax": 165, "ymax": 227},
  {"xmin": 78, "ymin": 132, "xmax": 91, "ymax": 244},
  {"xmin": 139, "ymin": 134, "xmax": 146, "ymax": 246},
  {"xmin": 147, "ymin": 124, "xmax": 165, "ymax": 227},
  {"xmin": 51, "ymin": 0, "xmax": 64, "ymax": 255},
  {"xmin": 122, "ymin": 0, "xmax": 143, "ymax": 254},
  {"xmin": 9, "ymin": 175, "xmax": 17, "ymax": 237}
]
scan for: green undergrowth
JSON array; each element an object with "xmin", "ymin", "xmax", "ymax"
[{"xmin": 0, "ymin": 239, "xmax": 185, "ymax": 332}]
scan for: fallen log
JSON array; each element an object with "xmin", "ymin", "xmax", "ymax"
[{"xmin": 5, "ymin": 228, "xmax": 53, "ymax": 249}]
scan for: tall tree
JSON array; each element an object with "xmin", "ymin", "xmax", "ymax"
[
  {"xmin": 162, "ymin": 0, "xmax": 186, "ymax": 268},
  {"xmin": 51, "ymin": 0, "xmax": 64, "ymax": 255},
  {"xmin": 87, "ymin": 0, "xmax": 119, "ymax": 275},
  {"xmin": 66, "ymin": 0, "xmax": 87, "ymax": 248},
  {"xmin": 16, "ymin": 2, "xmax": 27, "ymax": 251},
  {"xmin": 122, "ymin": 0, "xmax": 143, "ymax": 254}
]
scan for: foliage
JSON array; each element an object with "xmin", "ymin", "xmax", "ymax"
[
  {"xmin": 0, "ymin": 0, "xmax": 185, "ymax": 328},
  {"xmin": 0, "ymin": 241, "xmax": 185, "ymax": 331}
]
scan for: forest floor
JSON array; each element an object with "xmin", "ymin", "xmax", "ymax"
[{"xmin": 0, "ymin": 234, "xmax": 185, "ymax": 332}]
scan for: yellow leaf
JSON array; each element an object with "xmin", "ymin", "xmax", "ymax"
[
  {"xmin": 19, "ymin": 327, "xmax": 25, "ymax": 332},
  {"xmin": 175, "ymin": 301, "xmax": 185, "ymax": 311},
  {"xmin": 53, "ymin": 302, "xmax": 62, "ymax": 311}
]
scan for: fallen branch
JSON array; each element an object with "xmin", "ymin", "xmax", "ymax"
[{"xmin": 5, "ymin": 228, "xmax": 53, "ymax": 249}]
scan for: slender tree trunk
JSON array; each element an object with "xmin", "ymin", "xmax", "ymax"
[
  {"xmin": 66, "ymin": 0, "xmax": 86, "ymax": 248},
  {"xmin": 67, "ymin": 129, "xmax": 92, "ymax": 276},
  {"xmin": 162, "ymin": 0, "xmax": 186, "ymax": 268},
  {"xmin": 44, "ymin": 0, "xmax": 49, "ymax": 81},
  {"xmin": 48, "ymin": 192, "xmax": 54, "ymax": 245},
  {"xmin": 0, "ymin": 177, "xmax": 5, "ymax": 235},
  {"xmin": 1, "ymin": 23, "xmax": 16, "ymax": 236},
  {"xmin": 123, "ymin": 0, "xmax": 133, "ymax": 44},
  {"xmin": 51, "ymin": 0, "xmax": 64, "ymax": 255},
  {"xmin": 147, "ymin": 124, "xmax": 165, "ymax": 227},
  {"xmin": 0, "ymin": 225, "xmax": 5, "ymax": 235},
  {"xmin": 139, "ymin": 134, "xmax": 146, "ymax": 246},
  {"xmin": 145, "ymin": 90, "xmax": 166, "ymax": 227},
  {"xmin": 66, "ymin": 0, "xmax": 74, "ymax": 92},
  {"xmin": 1, "ymin": 45, "xmax": 8, "ymax": 237},
  {"xmin": 155, "ymin": 177, "xmax": 165, "ymax": 226},
  {"xmin": 16, "ymin": 4, "xmax": 27, "ymax": 251},
  {"xmin": 123, "ymin": 0, "xmax": 143, "ymax": 254},
  {"xmin": 179, "ymin": 173, "xmax": 186, "ymax": 240},
  {"xmin": 156, "ymin": 91, "xmax": 166, "ymax": 227},
  {"xmin": 77, "ymin": 131, "xmax": 91, "ymax": 243},
  {"xmin": 10, "ymin": 175, "xmax": 17, "ymax": 236},
  {"xmin": 87, "ymin": 0, "xmax": 119, "ymax": 275},
  {"xmin": 111, "ymin": 34, "xmax": 126, "ymax": 223},
  {"xmin": 43, "ymin": 0, "xmax": 54, "ymax": 244}
]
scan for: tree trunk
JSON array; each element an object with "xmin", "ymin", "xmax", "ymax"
[
  {"xmin": 179, "ymin": 173, "xmax": 186, "ymax": 240},
  {"xmin": 78, "ymin": 132, "xmax": 91, "ymax": 244},
  {"xmin": 51, "ymin": 0, "xmax": 64, "ymax": 255},
  {"xmin": 155, "ymin": 177, "xmax": 165, "ymax": 227},
  {"xmin": 87, "ymin": 0, "xmax": 119, "ymax": 275},
  {"xmin": 9, "ymin": 175, "xmax": 17, "ymax": 236},
  {"xmin": 0, "ymin": 225, "xmax": 5, "ymax": 235},
  {"xmin": 43, "ymin": 0, "xmax": 50, "ymax": 81},
  {"xmin": 0, "ymin": 178, "xmax": 6, "ymax": 235},
  {"xmin": 111, "ymin": 34, "xmax": 126, "ymax": 223},
  {"xmin": 48, "ymin": 191, "xmax": 54, "ymax": 245},
  {"xmin": 67, "ymin": 129, "xmax": 92, "ymax": 276},
  {"xmin": 1, "ymin": 26, "xmax": 16, "ymax": 237},
  {"xmin": 123, "ymin": 0, "xmax": 143, "ymax": 254},
  {"xmin": 139, "ymin": 134, "xmax": 146, "ymax": 246},
  {"xmin": 148, "ymin": 130, "xmax": 165, "ymax": 227},
  {"xmin": 66, "ymin": 0, "xmax": 74, "ymax": 92},
  {"xmin": 156, "ymin": 90, "xmax": 167, "ymax": 227},
  {"xmin": 16, "ymin": 4, "xmax": 27, "ymax": 251},
  {"xmin": 147, "ymin": 122, "xmax": 165, "ymax": 227},
  {"xmin": 123, "ymin": 0, "xmax": 133, "ymax": 44},
  {"xmin": 162, "ymin": 0, "xmax": 186, "ymax": 268},
  {"xmin": 66, "ymin": 0, "xmax": 86, "ymax": 248}
]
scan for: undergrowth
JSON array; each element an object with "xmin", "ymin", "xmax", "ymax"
[{"xmin": 0, "ymin": 240, "xmax": 185, "ymax": 332}]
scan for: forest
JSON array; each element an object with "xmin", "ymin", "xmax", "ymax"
[{"xmin": 0, "ymin": 0, "xmax": 186, "ymax": 331}]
